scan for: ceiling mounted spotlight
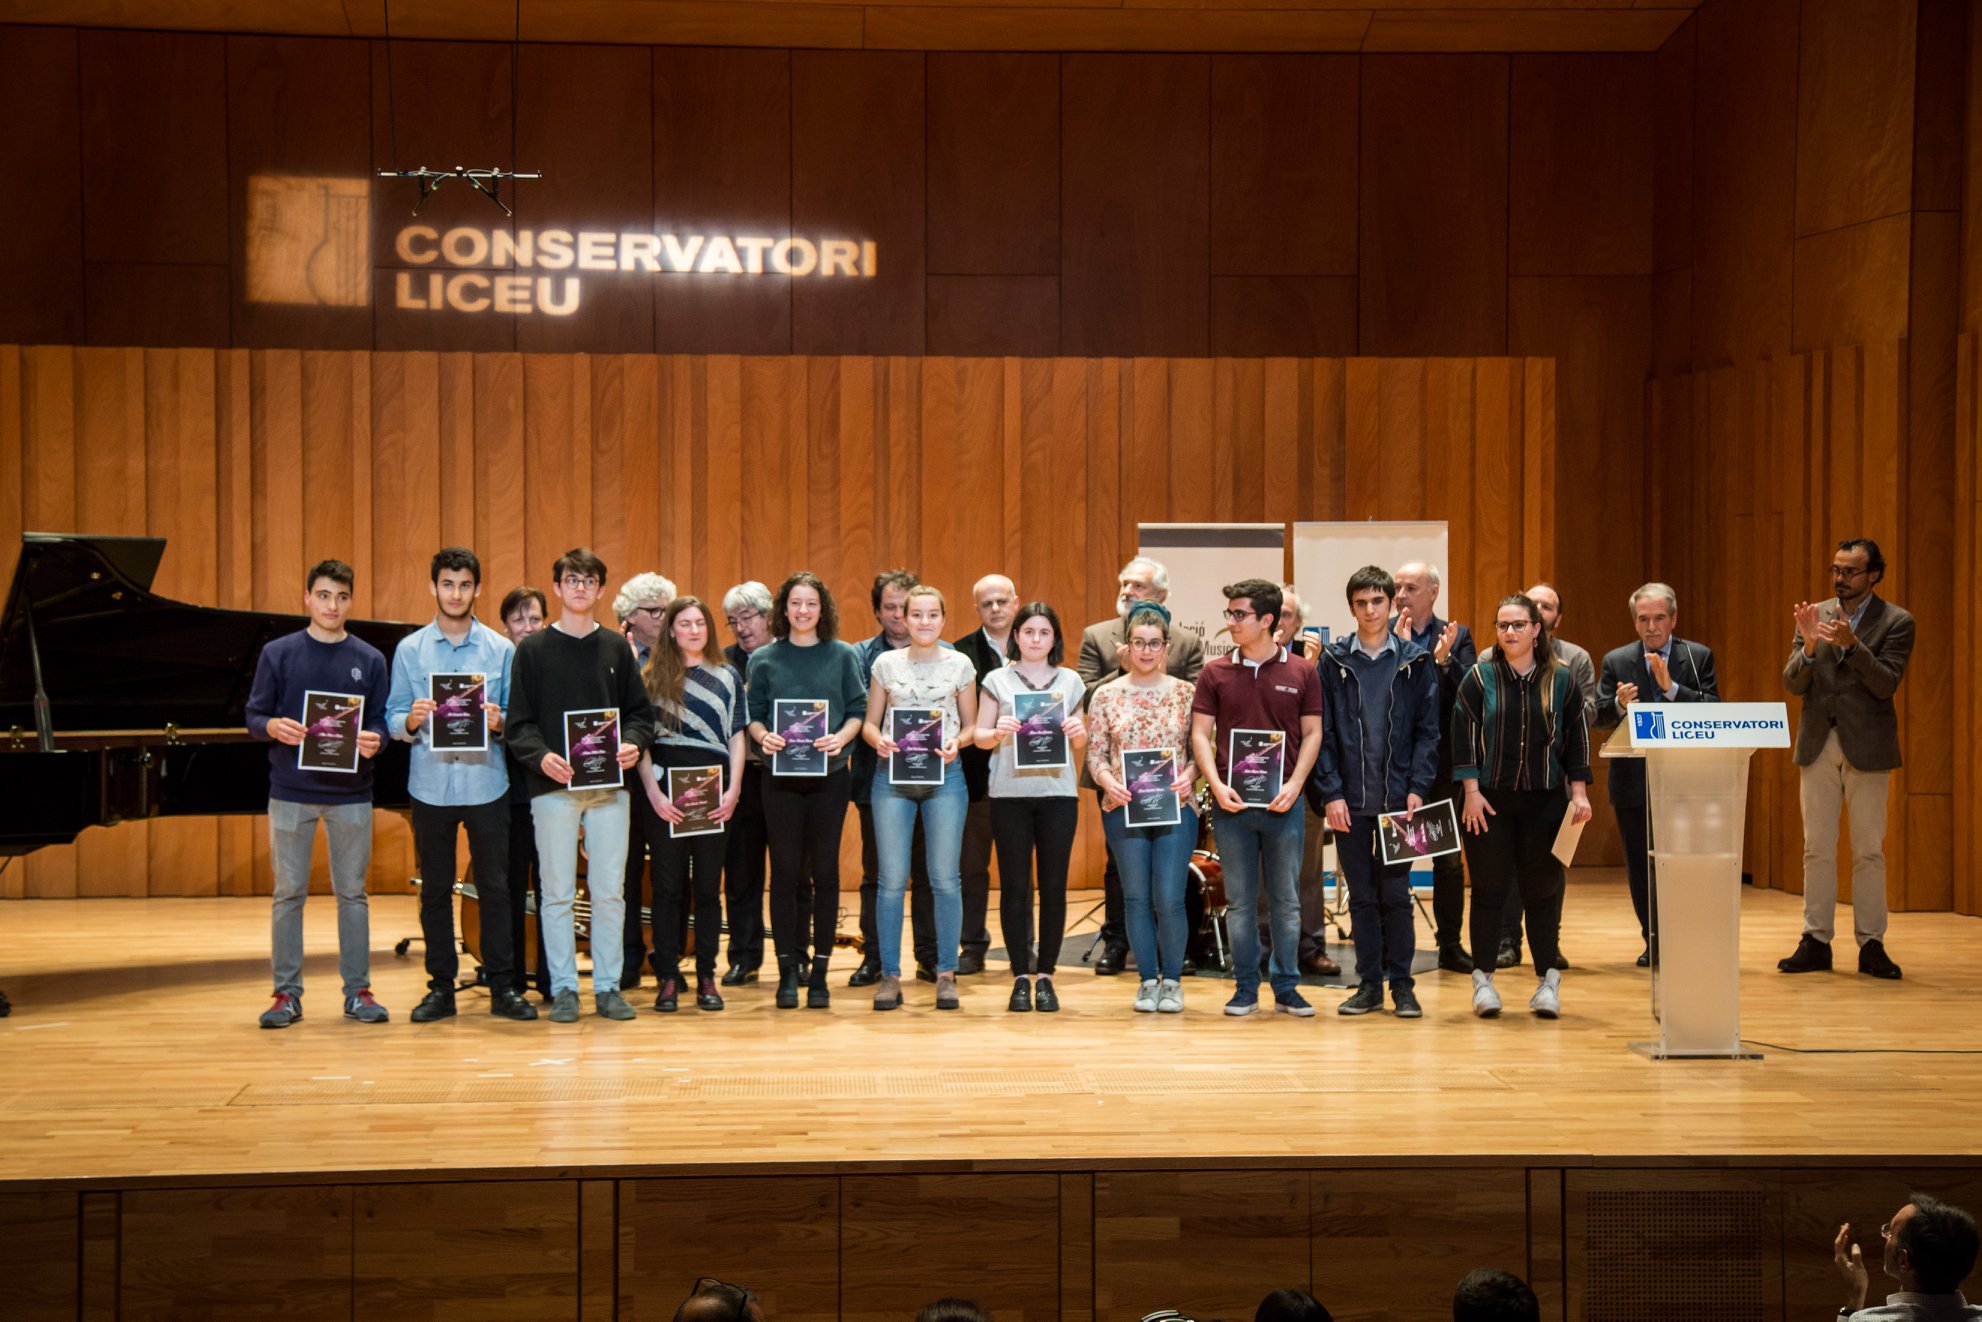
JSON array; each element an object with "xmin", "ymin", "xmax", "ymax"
[
  {"xmin": 376, "ymin": 0, "xmax": 541, "ymax": 217},
  {"xmin": 375, "ymin": 166, "xmax": 542, "ymax": 218}
]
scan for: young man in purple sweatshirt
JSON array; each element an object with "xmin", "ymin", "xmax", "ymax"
[{"xmin": 245, "ymin": 559, "xmax": 392, "ymax": 1028}]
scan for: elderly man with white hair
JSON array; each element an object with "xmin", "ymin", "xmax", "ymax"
[
  {"xmin": 610, "ymin": 569, "xmax": 678, "ymax": 987},
  {"xmin": 614, "ymin": 571, "xmax": 678, "ymax": 668},
  {"xmin": 1076, "ymin": 556, "xmax": 1207, "ymax": 975},
  {"xmin": 718, "ymin": 580, "xmax": 776, "ymax": 984}
]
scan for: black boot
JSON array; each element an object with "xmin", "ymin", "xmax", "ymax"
[
  {"xmin": 775, "ymin": 957, "xmax": 800, "ymax": 1009},
  {"xmin": 807, "ymin": 957, "xmax": 831, "ymax": 1008}
]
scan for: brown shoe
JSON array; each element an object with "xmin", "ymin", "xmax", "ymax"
[
  {"xmin": 1299, "ymin": 952, "xmax": 1341, "ymax": 977},
  {"xmin": 935, "ymin": 972, "xmax": 961, "ymax": 1010}
]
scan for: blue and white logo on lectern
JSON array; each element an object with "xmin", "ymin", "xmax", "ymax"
[{"xmin": 1633, "ymin": 710, "xmax": 1667, "ymax": 739}]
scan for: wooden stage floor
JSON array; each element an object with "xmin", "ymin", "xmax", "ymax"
[{"xmin": 2, "ymin": 873, "xmax": 1980, "ymax": 1186}]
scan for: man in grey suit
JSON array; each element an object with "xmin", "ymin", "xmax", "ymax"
[
  {"xmin": 1595, "ymin": 582, "xmax": 1720, "ymax": 967},
  {"xmin": 1482, "ymin": 582, "xmax": 1597, "ymax": 970},
  {"xmin": 1076, "ymin": 556, "xmax": 1206, "ymax": 973},
  {"xmin": 1780, "ymin": 537, "xmax": 1914, "ymax": 980}
]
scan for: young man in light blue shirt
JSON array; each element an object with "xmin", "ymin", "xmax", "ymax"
[{"xmin": 386, "ymin": 547, "xmax": 535, "ymax": 1022}]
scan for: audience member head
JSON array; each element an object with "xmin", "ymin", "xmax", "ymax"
[
  {"xmin": 722, "ymin": 581, "xmax": 774, "ymax": 653},
  {"xmin": 1452, "ymin": 1268, "xmax": 1539, "ymax": 1322},
  {"xmin": 1255, "ymin": 1286, "xmax": 1333, "ymax": 1322},
  {"xmin": 1117, "ymin": 557, "xmax": 1171, "ymax": 615},
  {"xmin": 500, "ymin": 586, "xmax": 547, "ymax": 643},
  {"xmin": 615, "ymin": 571, "xmax": 679, "ymax": 651},
  {"xmin": 1626, "ymin": 582, "xmax": 1678, "ymax": 653},
  {"xmin": 914, "ymin": 1299, "xmax": 992, "ymax": 1322},
  {"xmin": 871, "ymin": 569, "xmax": 920, "ymax": 643},
  {"xmin": 973, "ymin": 574, "xmax": 1018, "ymax": 638},
  {"xmin": 1392, "ymin": 561, "xmax": 1442, "ymax": 629},
  {"xmin": 1008, "ymin": 601, "xmax": 1066, "ymax": 666},
  {"xmin": 772, "ymin": 571, "xmax": 839, "ymax": 642},
  {"xmin": 674, "ymin": 1276, "xmax": 764, "ymax": 1322},
  {"xmin": 1887, "ymin": 1194, "xmax": 1979, "ymax": 1293}
]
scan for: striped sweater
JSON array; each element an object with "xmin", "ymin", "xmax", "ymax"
[{"xmin": 1450, "ymin": 655, "xmax": 1592, "ymax": 790}]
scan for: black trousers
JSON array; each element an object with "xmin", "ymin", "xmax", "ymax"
[
  {"xmin": 857, "ymin": 801, "xmax": 934, "ymax": 969},
  {"xmin": 723, "ymin": 764, "xmax": 769, "ymax": 970},
  {"xmin": 1426, "ymin": 776, "xmax": 1468, "ymax": 948},
  {"xmin": 412, "ymin": 796, "xmax": 513, "ymax": 992},
  {"xmin": 1460, "ymin": 786, "xmax": 1566, "ymax": 976},
  {"xmin": 506, "ymin": 797, "xmax": 549, "ymax": 994},
  {"xmin": 1615, "ymin": 796, "xmax": 1656, "ymax": 946},
  {"xmin": 992, "ymin": 796, "xmax": 1080, "ymax": 976},
  {"xmin": 764, "ymin": 769, "xmax": 851, "ymax": 964},
  {"xmin": 632, "ymin": 775, "xmax": 727, "ymax": 981},
  {"xmin": 1500, "ymin": 864, "xmax": 1567, "ymax": 949},
  {"xmin": 960, "ymin": 795, "xmax": 995, "ymax": 956},
  {"xmin": 1337, "ymin": 813, "xmax": 1416, "ymax": 990}
]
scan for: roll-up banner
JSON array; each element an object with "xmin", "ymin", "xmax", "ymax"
[{"xmin": 1135, "ymin": 524, "xmax": 1286, "ymax": 665}]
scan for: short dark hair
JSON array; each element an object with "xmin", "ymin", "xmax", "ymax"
[
  {"xmin": 306, "ymin": 559, "xmax": 355, "ymax": 593},
  {"xmin": 1006, "ymin": 601, "xmax": 1066, "ymax": 666},
  {"xmin": 500, "ymin": 585, "xmax": 547, "ymax": 621},
  {"xmin": 1900, "ymin": 1194, "xmax": 1980, "ymax": 1293},
  {"xmin": 552, "ymin": 547, "xmax": 607, "ymax": 584},
  {"xmin": 872, "ymin": 568, "xmax": 920, "ymax": 612},
  {"xmin": 1256, "ymin": 1287, "xmax": 1333, "ymax": 1322},
  {"xmin": 772, "ymin": 571, "xmax": 841, "ymax": 642},
  {"xmin": 1837, "ymin": 537, "xmax": 1887, "ymax": 577},
  {"xmin": 1453, "ymin": 1268, "xmax": 1538, "ymax": 1322},
  {"xmin": 1345, "ymin": 565, "xmax": 1396, "ymax": 605},
  {"xmin": 1223, "ymin": 578, "xmax": 1283, "ymax": 633},
  {"xmin": 915, "ymin": 1300, "xmax": 992, "ymax": 1322},
  {"xmin": 430, "ymin": 546, "xmax": 481, "ymax": 584}
]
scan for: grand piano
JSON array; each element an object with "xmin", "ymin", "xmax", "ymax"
[{"xmin": 0, "ymin": 533, "xmax": 421, "ymax": 1015}]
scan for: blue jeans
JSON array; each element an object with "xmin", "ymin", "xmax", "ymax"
[
  {"xmin": 872, "ymin": 770, "xmax": 966, "ymax": 976},
  {"xmin": 1104, "ymin": 805, "xmax": 1197, "ymax": 982},
  {"xmin": 1338, "ymin": 814, "xmax": 1416, "ymax": 991},
  {"xmin": 530, "ymin": 788, "xmax": 631, "ymax": 996},
  {"xmin": 268, "ymin": 798, "xmax": 374, "ymax": 999},
  {"xmin": 1213, "ymin": 804, "xmax": 1305, "ymax": 996}
]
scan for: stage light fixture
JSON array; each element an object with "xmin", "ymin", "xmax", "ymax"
[
  {"xmin": 375, "ymin": 166, "xmax": 543, "ymax": 218},
  {"xmin": 376, "ymin": 0, "xmax": 541, "ymax": 217}
]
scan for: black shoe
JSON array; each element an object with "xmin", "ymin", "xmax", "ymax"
[
  {"xmin": 915, "ymin": 964, "xmax": 938, "ymax": 984},
  {"xmin": 1007, "ymin": 979, "xmax": 1032, "ymax": 1012},
  {"xmin": 1391, "ymin": 986, "xmax": 1423, "ymax": 1019},
  {"xmin": 721, "ymin": 964, "xmax": 756, "ymax": 987},
  {"xmin": 696, "ymin": 977, "xmax": 725, "ymax": 1011},
  {"xmin": 1858, "ymin": 939, "xmax": 1902, "ymax": 980},
  {"xmin": 621, "ymin": 970, "xmax": 643, "ymax": 991},
  {"xmin": 957, "ymin": 948, "xmax": 986, "ymax": 976},
  {"xmin": 1033, "ymin": 976, "xmax": 1060, "ymax": 1013},
  {"xmin": 1551, "ymin": 951, "xmax": 1571, "ymax": 971},
  {"xmin": 490, "ymin": 988, "xmax": 539, "ymax": 1020},
  {"xmin": 1437, "ymin": 944, "xmax": 1475, "ymax": 975},
  {"xmin": 807, "ymin": 959, "xmax": 832, "ymax": 1008},
  {"xmin": 1778, "ymin": 934, "xmax": 1833, "ymax": 974},
  {"xmin": 1180, "ymin": 956, "xmax": 1198, "ymax": 977},
  {"xmin": 1635, "ymin": 946, "xmax": 1651, "ymax": 968},
  {"xmin": 654, "ymin": 977, "xmax": 680, "ymax": 1013},
  {"xmin": 847, "ymin": 958, "xmax": 882, "ymax": 988},
  {"xmin": 775, "ymin": 960, "xmax": 801, "ymax": 1009},
  {"xmin": 1338, "ymin": 983, "xmax": 1384, "ymax": 1016},
  {"xmin": 410, "ymin": 989, "xmax": 457, "ymax": 1023},
  {"xmin": 795, "ymin": 958, "xmax": 811, "ymax": 986},
  {"xmin": 1094, "ymin": 947, "xmax": 1127, "ymax": 976},
  {"xmin": 1496, "ymin": 938, "xmax": 1521, "ymax": 970}
]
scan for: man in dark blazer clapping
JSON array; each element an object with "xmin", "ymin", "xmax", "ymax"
[
  {"xmin": 1594, "ymin": 582, "xmax": 1720, "ymax": 967},
  {"xmin": 1780, "ymin": 538, "xmax": 1914, "ymax": 980}
]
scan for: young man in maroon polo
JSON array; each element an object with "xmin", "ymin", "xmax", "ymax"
[{"xmin": 1190, "ymin": 579, "xmax": 1325, "ymax": 1017}]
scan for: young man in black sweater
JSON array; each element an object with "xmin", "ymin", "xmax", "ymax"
[{"xmin": 504, "ymin": 548, "xmax": 656, "ymax": 1023}]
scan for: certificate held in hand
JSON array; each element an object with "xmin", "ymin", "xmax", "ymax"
[
  {"xmin": 300, "ymin": 692, "xmax": 364, "ymax": 774},
  {"xmin": 564, "ymin": 708, "xmax": 622, "ymax": 790},
  {"xmin": 1227, "ymin": 729, "xmax": 1285, "ymax": 808},
  {"xmin": 771, "ymin": 699, "xmax": 829, "ymax": 777},
  {"xmin": 1122, "ymin": 747, "xmax": 1182, "ymax": 829},
  {"xmin": 1011, "ymin": 692, "xmax": 1069, "ymax": 770},
  {"xmin": 667, "ymin": 765, "xmax": 725, "ymax": 838},
  {"xmin": 1376, "ymin": 798, "xmax": 1463, "ymax": 867},
  {"xmin": 889, "ymin": 707, "xmax": 945, "ymax": 785},
  {"xmin": 429, "ymin": 672, "xmax": 487, "ymax": 751}
]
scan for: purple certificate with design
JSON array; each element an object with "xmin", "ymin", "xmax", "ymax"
[
  {"xmin": 1122, "ymin": 748, "xmax": 1182, "ymax": 829},
  {"xmin": 299, "ymin": 691, "xmax": 364, "ymax": 774},
  {"xmin": 888, "ymin": 707, "xmax": 945, "ymax": 785},
  {"xmin": 1012, "ymin": 691, "xmax": 1068, "ymax": 770},
  {"xmin": 564, "ymin": 707, "xmax": 622, "ymax": 791},
  {"xmin": 667, "ymin": 765, "xmax": 725, "ymax": 839},
  {"xmin": 771, "ymin": 699, "xmax": 829, "ymax": 777},
  {"xmin": 1228, "ymin": 729, "xmax": 1285, "ymax": 808},
  {"xmin": 429, "ymin": 672, "xmax": 487, "ymax": 752}
]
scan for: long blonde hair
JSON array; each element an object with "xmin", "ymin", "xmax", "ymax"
[{"xmin": 641, "ymin": 596, "xmax": 728, "ymax": 730}]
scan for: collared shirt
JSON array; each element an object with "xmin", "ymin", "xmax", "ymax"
[
  {"xmin": 1643, "ymin": 641, "xmax": 1679, "ymax": 699},
  {"xmin": 1848, "ymin": 1289, "xmax": 1982, "ymax": 1320},
  {"xmin": 1845, "ymin": 594, "xmax": 1874, "ymax": 634},
  {"xmin": 1354, "ymin": 632, "xmax": 1398, "ymax": 661},
  {"xmin": 386, "ymin": 617, "xmax": 515, "ymax": 807},
  {"xmin": 1190, "ymin": 644, "xmax": 1323, "ymax": 781}
]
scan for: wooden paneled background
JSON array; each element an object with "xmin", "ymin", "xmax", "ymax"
[
  {"xmin": 6, "ymin": 1162, "xmax": 1982, "ymax": 1322},
  {"xmin": 0, "ymin": 346, "xmax": 1554, "ymax": 899}
]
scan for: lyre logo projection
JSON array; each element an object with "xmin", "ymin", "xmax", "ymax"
[{"xmin": 245, "ymin": 176, "xmax": 878, "ymax": 317}]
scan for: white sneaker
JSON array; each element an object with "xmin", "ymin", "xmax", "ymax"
[
  {"xmin": 1529, "ymin": 968, "xmax": 1561, "ymax": 1019},
  {"xmin": 1156, "ymin": 979, "xmax": 1184, "ymax": 1013},
  {"xmin": 1471, "ymin": 969, "xmax": 1502, "ymax": 1018},
  {"xmin": 1133, "ymin": 979, "xmax": 1160, "ymax": 1013}
]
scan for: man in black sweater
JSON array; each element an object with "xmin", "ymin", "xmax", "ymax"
[{"xmin": 505, "ymin": 548, "xmax": 656, "ymax": 1024}]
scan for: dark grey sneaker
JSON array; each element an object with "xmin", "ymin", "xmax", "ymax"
[
  {"xmin": 259, "ymin": 992, "xmax": 302, "ymax": 1029},
  {"xmin": 549, "ymin": 989, "xmax": 581, "ymax": 1023},
  {"xmin": 343, "ymin": 990, "xmax": 389, "ymax": 1023},
  {"xmin": 1337, "ymin": 983, "xmax": 1384, "ymax": 1016},
  {"xmin": 595, "ymin": 989, "xmax": 637, "ymax": 1021}
]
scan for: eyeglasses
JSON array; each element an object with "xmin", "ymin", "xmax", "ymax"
[
  {"xmin": 1221, "ymin": 609, "xmax": 1256, "ymax": 622},
  {"xmin": 726, "ymin": 608, "xmax": 762, "ymax": 626},
  {"xmin": 1495, "ymin": 620, "xmax": 1533, "ymax": 632},
  {"xmin": 1831, "ymin": 566, "xmax": 1869, "ymax": 579},
  {"xmin": 632, "ymin": 605, "xmax": 667, "ymax": 619},
  {"xmin": 559, "ymin": 575, "xmax": 600, "ymax": 590},
  {"xmin": 690, "ymin": 1278, "xmax": 756, "ymax": 1322},
  {"xmin": 1129, "ymin": 638, "xmax": 1168, "ymax": 652}
]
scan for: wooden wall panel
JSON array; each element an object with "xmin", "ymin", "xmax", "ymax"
[
  {"xmin": 1791, "ymin": 214, "xmax": 1912, "ymax": 353},
  {"xmin": 842, "ymin": 1174, "xmax": 1061, "ymax": 1322},
  {"xmin": 1315, "ymin": 1169, "xmax": 1529, "ymax": 1322},
  {"xmin": 1510, "ymin": 55, "xmax": 1654, "ymax": 277},
  {"xmin": 927, "ymin": 54, "xmax": 1060, "ymax": 277},
  {"xmin": 1360, "ymin": 55, "xmax": 1509, "ymax": 355},
  {"xmin": 1563, "ymin": 1170, "xmax": 1782, "ymax": 1322},
  {"xmin": 0, "ymin": 1190, "xmax": 80, "ymax": 1322},
  {"xmin": 1794, "ymin": 0, "xmax": 1916, "ymax": 239},
  {"xmin": 1209, "ymin": 279, "xmax": 1357, "ymax": 358},
  {"xmin": 927, "ymin": 276, "xmax": 1060, "ymax": 357},
  {"xmin": 1209, "ymin": 54, "xmax": 1358, "ymax": 277},
  {"xmin": 1061, "ymin": 55, "xmax": 1210, "ymax": 357},
  {"xmin": 0, "ymin": 27, "xmax": 83, "ymax": 346},
  {"xmin": 121, "ymin": 1185, "xmax": 353, "ymax": 1321},
  {"xmin": 792, "ymin": 53, "xmax": 925, "ymax": 356},
  {"xmin": 353, "ymin": 1180, "xmax": 578, "ymax": 1320},
  {"xmin": 620, "ymin": 1176, "xmax": 839, "ymax": 1322},
  {"xmin": 1094, "ymin": 1170, "xmax": 1308, "ymax": 1322},
  {"xmin": 79, "ymin": 30, "xmax": 228, "ymax": 267}
]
